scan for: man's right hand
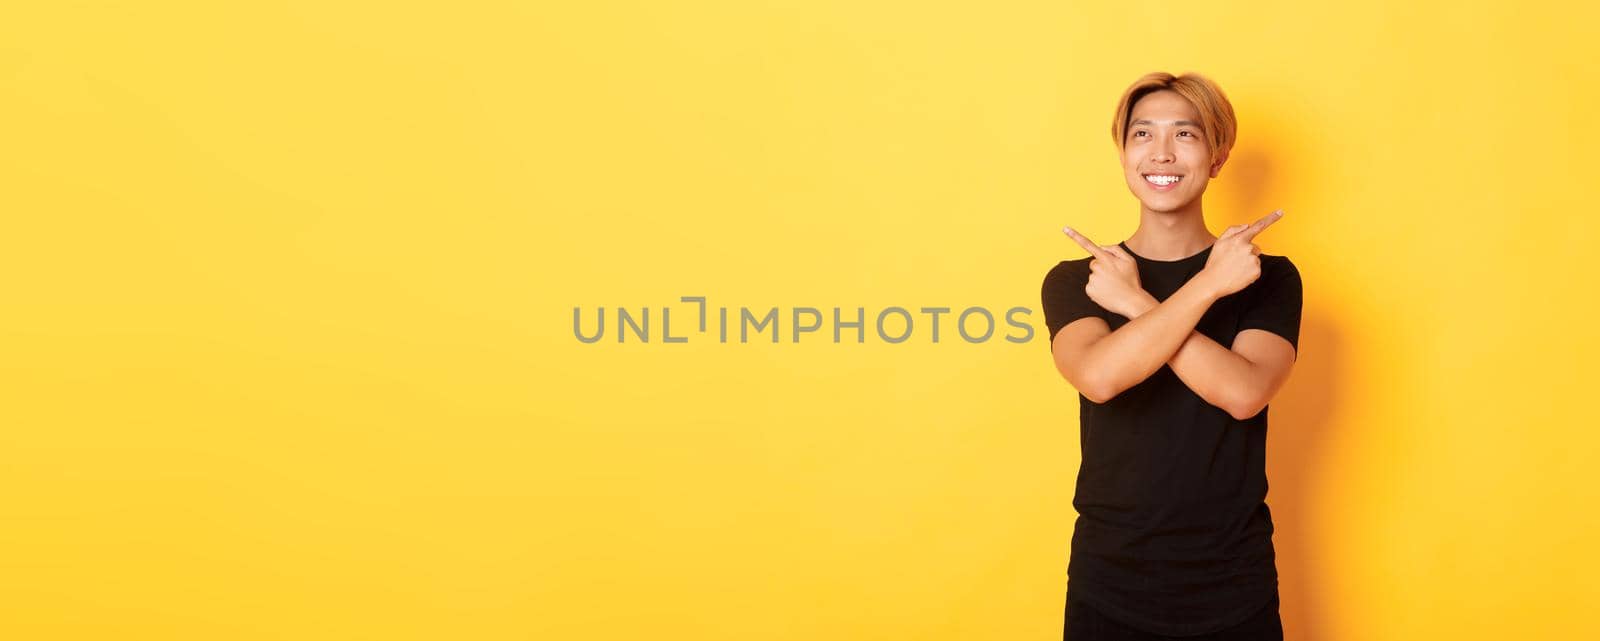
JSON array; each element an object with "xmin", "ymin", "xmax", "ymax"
[{"xmin": 1200, "ymin": 209, "xmax": 1284, "ymax": 298}]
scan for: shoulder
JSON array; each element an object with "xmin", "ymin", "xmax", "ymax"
[
  {"xmin": 1044, "ymin": 257, "xmax": 1091, "ymax": 279},
  {"xmin": 1042, "ymin": 258, "xmax": 1091, "ymax": 289},
  {"xmin": 1261, "ymin": 253, "xmax": 1297, "ymax": 269},
  {"xmin": 1260, "ymin": 254, "xmax": 1301, "ymax": 282},
  {"xmin": 1248, "ymin": 254, "xmax": 1302, "ymax": 300}
]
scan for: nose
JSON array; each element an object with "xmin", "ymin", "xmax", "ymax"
[{"xmin": 1150, "ymin": 139, "xmax": 1175, "ymax": 163}]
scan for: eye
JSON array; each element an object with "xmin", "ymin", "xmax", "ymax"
[
  {"xmin": 1133, "ymin": 130, "xmax": 1148, "ymax": 138},
  {"xmin": 1178, "ymin": 130, "xmax": 1195, "ymax": 138}
]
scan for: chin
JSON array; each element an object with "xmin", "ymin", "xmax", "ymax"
[{"xmin": 1139, "ymin": 196, "xmax": 1198, "ymax": 213}]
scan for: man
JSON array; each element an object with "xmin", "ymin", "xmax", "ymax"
[{"xmin": 1041, "ymin": 71, "xmax": 1302, "ymax": 640}]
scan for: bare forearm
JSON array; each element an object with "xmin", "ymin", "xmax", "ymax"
[
  {"xmin": 1078, "ymin": 278, "xmax": 1219, "ymax": 402},
  {"xmin": 1121, "ymin": 291, "xmax": 1262, "ymax": 418},
  {"xmin": 1166, "ymin": 330, "xmax": 1260, "ymax": 417}
]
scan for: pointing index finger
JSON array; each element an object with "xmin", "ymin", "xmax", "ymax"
[
  {"xmin": 1062, "ymin": 226, "xmax": 1109, "ymax": 260},
  {"xmin": 1237, "ymin": 209, "xmax": 1284, "ymax": 241}
]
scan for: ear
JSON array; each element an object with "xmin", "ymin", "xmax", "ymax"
[{"xmin": 1209, "ymin": 148, "xmax": 1230, "ymax": 178}]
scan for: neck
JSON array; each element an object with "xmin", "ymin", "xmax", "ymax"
[{"xmin": 1125, "ymin": 200, "xmax": 1216, "ymax": 260}]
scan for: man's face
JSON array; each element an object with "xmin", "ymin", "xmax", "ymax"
[{"xmin": 1120, "ymin": 90, "xmax": 1224, "ymax": 212}]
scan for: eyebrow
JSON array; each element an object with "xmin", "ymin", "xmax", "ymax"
[{"xmin": 1130, "ymin": 119, "xmax": 1201, "ymax": 127}]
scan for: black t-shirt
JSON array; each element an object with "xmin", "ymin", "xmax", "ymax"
[{"xmin": 1040, "ymin": 240, "xmax": 1302, "ymax": 636}]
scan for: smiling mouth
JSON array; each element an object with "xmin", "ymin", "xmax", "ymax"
[{"xmin": 1143, "ymin": 174, "xmax": 1184, "ymax": 187}]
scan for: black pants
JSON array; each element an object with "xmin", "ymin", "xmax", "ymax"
[{"xmin": 1064, "ymin": 592, "xmax": 1283, "ymax": 641}]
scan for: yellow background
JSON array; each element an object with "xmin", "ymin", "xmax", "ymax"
[{"xmin": 3, "ymin": 2, "xmax": 1597, "ymax": 639}]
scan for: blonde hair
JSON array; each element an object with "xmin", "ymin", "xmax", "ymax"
[{"xmin": 1111, "ymin": 71, "xmax": 1237, "ymax": 161}]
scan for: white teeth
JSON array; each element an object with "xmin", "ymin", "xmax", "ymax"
[{"xmin": 1145, "ymin": 175, "xmax": 1181, "ymax": 186}]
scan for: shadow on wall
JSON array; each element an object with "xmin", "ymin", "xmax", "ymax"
[
  {"xmin": 1263, "ymin": 309, "xmax": 1344, "ymax": 641},
  {"xmin": 1213, "ymin": 96, "xmax": 1344, "ymax": 641}
]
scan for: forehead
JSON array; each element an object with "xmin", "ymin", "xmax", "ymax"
[{"xmin": 1129, "ymin": 90, "xmax": 1200, "ymax": 121}]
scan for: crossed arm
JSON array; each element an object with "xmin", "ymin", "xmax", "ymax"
[
  {"xmin": 1051, "ymin": 286, "xmax": 1295, "ymax": 420},
  {"xmin": 1050, "ymin": 214, "xmax": 1297, "ymax": 419},
  {"xmin": 1129, "ymin": 291, "xmax": 1294, "ymax": 420}
]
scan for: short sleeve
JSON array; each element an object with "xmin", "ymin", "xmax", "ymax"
[
  {"xmin": 1040, "ymin": 259, "xmax": 1106, "ymax": 347},
  {"xmin": 1236, "ymin": 256, "xmax": 1302, "ymax": 358}
]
